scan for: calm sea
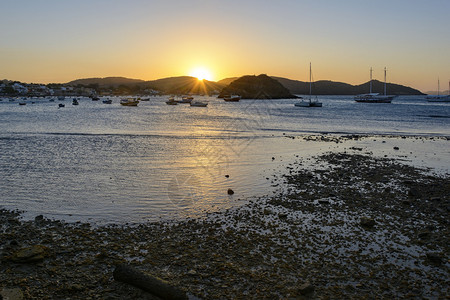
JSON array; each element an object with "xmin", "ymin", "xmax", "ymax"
[{"xmin": 0, "ymin": 95, "xmax": 449, "ymax": 224}]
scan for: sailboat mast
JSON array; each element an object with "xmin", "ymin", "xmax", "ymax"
[
  {"xmin": 369, "ymin": 67, "xmax": 373, "ymax": 94},
  {"xmin": 438, "ymin": 78, "xmax": 440, "ymax": 96},
  {"xmin": 309, "ymin": 62, "xmax": 312, "ymax": 101},
  {"xmin": 384, "ymin": 67, "xmax": 387, "ymax": 96}
]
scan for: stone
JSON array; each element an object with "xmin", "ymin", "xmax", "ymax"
[
  {"xmin": 11, "ymin": 245, "xmax": 48, "ymax": 263},
  {"xmin": 227, "ymin": 188, "xmax": 234, "ymax": 195},
  {"xmin": 393, "ymin": 146, "xmax": 399, "ymax": 150},
  {"xmin": 278, "ymin": 213, "xmax": 288, "ymax": 219},
  {"xmin": 418, "ymin": 231, "xmax": 431, "ymax": 239},
  {"xmin": 360, "ymin": 217, "xmax": 376, "ymax": 228},
  {"xmin": 0, "ymin": 287, "xmax": 24, "ymax": 300},
  {"xmin": 408, "ymin": 187, "xmax": 420, "ymax": 199},
  {"xmin": 318, "ymin": 199, "xmax": 330, "ymax": 205},
  {"xmin": 426, "ymin": 252, "xmax": 442, "ymax": 265},
  {"xmin": 298, "ymin": 282, "xmax": 315, "ymax": 295}
]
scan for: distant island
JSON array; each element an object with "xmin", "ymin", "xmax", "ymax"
[{"xmin": 1, "ymin": 75, "xmax": 424, "ymax": 97}]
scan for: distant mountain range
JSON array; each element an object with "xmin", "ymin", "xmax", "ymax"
[{"xmin": 67, "ymin": 75, "xmax": 424, "ymax": 96}]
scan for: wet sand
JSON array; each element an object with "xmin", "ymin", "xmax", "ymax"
[{"xmin": 1, "ymin": 135, "xmax": 449, "ymax": 299}]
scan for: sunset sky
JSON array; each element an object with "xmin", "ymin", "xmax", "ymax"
[{"xmin": 1, "ymin": 0, "xmax": 449, "ymax": 92}]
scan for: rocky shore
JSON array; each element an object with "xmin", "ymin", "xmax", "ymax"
[{"xmin": 1, "ymin": 144, "xmax": 449, "ymax": 299}]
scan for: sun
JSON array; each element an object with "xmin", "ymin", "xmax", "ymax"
[{"xmin": 189, "ymin": 67, "xmax": 213, "ymax": 81}]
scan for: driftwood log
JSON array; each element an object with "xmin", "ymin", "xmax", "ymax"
[{"xmin": 113, "ymin": 264, "xmax": 188, "ymax": 300}]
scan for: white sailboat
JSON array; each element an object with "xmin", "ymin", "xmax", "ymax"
[
  {"xmin": 354, "ymin": 67, "xmax": 396, "ymax": 103},
  {"xmin": 294, "ymin": 63, "xmax": 322, "ymax": 107},
  {"xmin": 426, "ymin": 79, "xmax": 450, "ymax": 102}
]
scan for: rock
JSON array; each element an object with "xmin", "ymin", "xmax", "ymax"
[
  {"xmin": 298, "ymin": 282, "xmax": 315, "ymax": 295},
  {"xmin": 10, "ymin": 245, "xmax": 48, "ymax": 263},
  {"xmin": 426, "ymin": 252, "xmax": 442, "ymax": 265},
  {"xmin": 113, "ymin": 264, "xmax": 187, "ymax": 300},
  {"xmin": 34, "ymin": 215, "xmax": 44, "ymax": 222},
  {"xmin": 393, "ymin": 146, "xmax": 399, "ymax": 150},
  {"xmin": 418, "ymin": 231, "xmax": 431, "ymax": 240},
  {"xmin": 227, "ymin": 188, "xmax": 234, "ymax": 195},
  {"xmin": 225, "ymin": 175, "xmax": 229, "ymax": 178},
  {"xmin": 408, "ymin": 187, "xmax": 420, "ymax": 199},
  {"xmin": 0, "ymin": 287, "xmax": 24, "ymax": 300},
  {"xmin": 360, "ymin": 217, "xmax": 376, "ymax": 228},
  {"xmin": 278, "ymin": 213, "xmax": 288, "ymax": 219},
  {"xmin": 318, "ymin": 199, "xmax": 330, "ymax": 205}
]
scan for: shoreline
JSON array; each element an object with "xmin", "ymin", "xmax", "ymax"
[{"xmin": 1, "ymin": 136, "xmax": 449, "ymax": 299}]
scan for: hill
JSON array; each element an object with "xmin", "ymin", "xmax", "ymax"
[
  {"xmin": 68, "ymin": 77, "xmax": 144, "ymax": 87},
  {"xmin": 272, "ymin": 76, "xmax": 424, "ymax": 95},
  {"xmin": 65, "ymin": 75, "xmax": 424, "ymax": 96},
  {"xmin": 217, "ymin": 77, "xmax": 238, "ymax": 86},
  {"xmin": 143, "ymin": 76, "xmax": 225, "ymax": 95},
  {"xmin": 218, "ymin": 74, "xmax": 297, "ymax": 99}
]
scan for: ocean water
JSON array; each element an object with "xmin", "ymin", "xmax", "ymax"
[{"xmin": 0, "ymin": 95, "xmax": 449, "ymax": 224}]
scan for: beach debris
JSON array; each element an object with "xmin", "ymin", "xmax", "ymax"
[
  {"xmin": 113, "ymin": 264, "xmax": 188, "ymax": 300},
  {"xmin": 227, "ymin": 188, "xmax": 234, "ymax": 195}
]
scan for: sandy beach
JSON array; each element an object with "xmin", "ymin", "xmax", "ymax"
[{"xmin": 1, "ymin": 135, "xmax": 449, "ymax": 299}]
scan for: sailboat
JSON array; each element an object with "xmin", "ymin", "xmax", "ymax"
[
  {"xmin": 294, "ymin": 63, "xmax": 322, "ymax": 107},
  {"xmin": 354, "ymin": 68, "xmax": 396, "ymax": 103},
  {"xmin": 426, "ymin": 79, "xmax": 450, "ymax": 102}
]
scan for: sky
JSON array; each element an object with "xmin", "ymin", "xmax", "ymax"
[{"xmin": 0, "ymin": 0, "xmax": 449, "ymax": 92}]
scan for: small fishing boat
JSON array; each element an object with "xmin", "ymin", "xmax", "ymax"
[
  {"xmin": 19, "ymin": 101, "xmax": 26, "ymax": 106},
  {"xmin": 102, "ymin": 99, "xmax": 112, "ymax": 104},
  {"xmin": 57, "ymin": 96, "xmax": 65, "ymax": 101},
  {"xmin": 166, "ymin": 100, "xmax": 178, "ymax": 105},
  {"xmin": 120, "ymin": 98, "xmax": 139, "ymax": 106},
  {"xmin": 223, "ymin": 95, "xmax": 241, "ymax": 102},
  {"xmin": 72, "ymin": 99, "xmax": 79, "ymax": 105},
  {"xmin": 178, "ymin": 96, "xmax": 194, "ymax": 103},
  {"xmin": 139, "ymin": 97, "xmax": 150, "ymax": 101},
  {"xmin": 354, "ymin": 68, "xmax": 396, "ymax": 103},
  {"xmin": 190, "ymin": 101, "xmax": 208, "ymax": 107},
  {"xmin": 295, "ymin": 63, "xmax": 322, "ymax": 107},
  {"xmin": 58, "ymin": 103, "xmax": 65, "ymax": 108},
  {"xmin": 91, "ymin": 96, "xmax": 100, "ymax": 101}
]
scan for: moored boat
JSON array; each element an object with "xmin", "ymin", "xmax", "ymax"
[
  {"xmin": 426, "ymin": 80, "xmax": 450, "ymax": 102},
  {"xmin": 120, "ymin": 98, "xmax": 139, "ymax": 106},
  {"xmin": 190, "ymin": 101, "xmax": 208, "ymax": 107},
  {"xmin": 294, "ymin": 63, "xmax": 322, "ymax": 107},
  {"xmin": 223, "ymin": 95, "xmax": 241, "ymax": 102},
  {"xmin": 102, "ymin": 99, "xmax": 112, "ymax": 104},
  {"xmin": 355, "ymin": 67, "xmax": 396, "ymax": 103},
  {"xmin": 58, "ymin": 103, "xmax": 65, "ymax": 108},
  {"xmin": 178, "ymin": 96, "xmax": 194, "ymax": 103}
]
